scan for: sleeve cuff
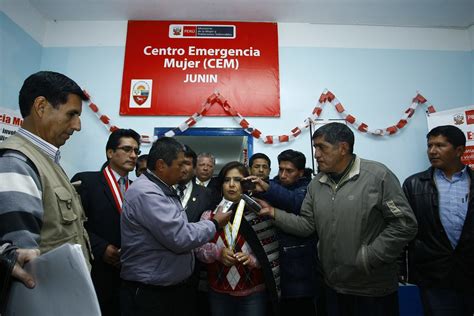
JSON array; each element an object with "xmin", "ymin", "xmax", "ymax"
[{"xmin": 211, "ymin": 218, "xmax": 219, "ymax": 231}]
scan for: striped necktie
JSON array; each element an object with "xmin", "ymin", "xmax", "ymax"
[
  {"xmin": 119, "ymin": 177, "xmax": 126, "ymax": 197},
  {"xmin": 177, "ymin": 184, "xmax": 186, "ymax": 201}
]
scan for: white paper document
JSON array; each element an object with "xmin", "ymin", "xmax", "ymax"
[{"xmin": 5, "ymin": 243, "xmax": 100, "ymax": 316}]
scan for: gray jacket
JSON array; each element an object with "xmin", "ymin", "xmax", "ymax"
[{"xmin": 274, "ymin": 156, "xmax": 417, "ymax": 296}]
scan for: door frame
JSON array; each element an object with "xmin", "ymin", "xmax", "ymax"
[{"xmin": 154, "ymin": 127, "xmax": 254, "ymax": 158}]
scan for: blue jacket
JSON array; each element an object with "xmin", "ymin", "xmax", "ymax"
[{"xmin": 258, "ymin": 171, "xmax": 321, "ymax": 298}]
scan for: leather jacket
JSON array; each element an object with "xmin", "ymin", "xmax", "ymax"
[{"xmin": 403, "ymin": 167, "xmax": 474, "ymax": 290}]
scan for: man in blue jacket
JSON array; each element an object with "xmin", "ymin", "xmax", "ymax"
[
  {"xmin": 120, "ymin": 137, "xmax": 232, "ymax": 316},
  {"xmin": 251, "ymin": 149, "xmax": 320, "ymax": 316}
]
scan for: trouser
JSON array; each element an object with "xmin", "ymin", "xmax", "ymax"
[
  {"xmin": 208, "ymin": 289, "xmax": 267, "ymax": 316},
  {"xmin": 419, "ymin": 287, "xmax": 474, "ymax": 316},
  {"xmin": 91, "ymin": 262, "xmax": 121, "ymax": 316},
  {"xmin": 325, "ymin": 287, "xmax": 399, "ymax": 316},
  {"xmin": 120, "ymin": 279, "xmax": 196, "ymax": 316},
  {"xmin": 280, "ymin": 297, "xmax": 317, "ymax": 316}
]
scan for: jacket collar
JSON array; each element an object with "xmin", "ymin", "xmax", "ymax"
[
  {"xmin": 423, "ymin": 165, "xmax": 473, "ymax": 182},
  {"xmin": 416, "ymin": 167, "xmax": 434, "ymax": 182},
  {"xmin": 144, "ymin": 170, "xmax": 178, "ymax": 197},
  {"xmin": 319, "ymin": 155, "xmax": 360, "ymax": 185},
  {"xmin": 273, "ymin": 172, "xmax": 312, "ymax": 189}
]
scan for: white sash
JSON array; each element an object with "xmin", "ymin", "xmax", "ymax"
[
  {"xmin": 224, "ymin": 199, "xmax": 246, "ymax": 250},
  {"xmin": 103, "ymin": 166, "xmax": 127, "ymax": 213}
]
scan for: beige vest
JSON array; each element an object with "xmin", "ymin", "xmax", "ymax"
[{"xmin": 0, "ymin": 134, "xmax": 92, "ymax": 269}]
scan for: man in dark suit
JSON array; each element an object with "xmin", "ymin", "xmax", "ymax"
[
  {"xmin": 176, "ymin": 145, "xmax": 217, "ymax": 316},
  {"xmin": 71, "ymin": 129, "xmax": 141, "ymax": 316},
  {"xmin": 195, "ymin": 152, "xmax": 220, "ymax": 194},
  {"xmin": 177, "ymin": 146, "xmax": 216, "ymax": 223},
  {"xmin": 194, "ymin": 152, "xmax": 221, "ymax": 209}
]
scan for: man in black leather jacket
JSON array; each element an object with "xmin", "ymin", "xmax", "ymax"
[
  {"xmin": 403, "ymin": 125, "xmax": 474, "ymax": 316},
  {"xmin": 0, "ymin": 241, "xmax": 39, "ymax": 315}
]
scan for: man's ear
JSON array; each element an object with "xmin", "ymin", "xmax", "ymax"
[
  {"xmin": 339, "ymin": 142, "xmax": 350, "ymax": 156},
  {"xmin": 106, "ymin": 148, "xmax": 114, "ymax": 160},
  {"xmin": 32, "ymin": 96, "xmax": 48, "ymax": 118},
  {"xmin": 456, "ymin": 145, "xmax": 466, "ymax": 158},
  {"xmin": 155, "ymin": 159, "xmax": 166, "ymax": 172},
  {"xmin": 297, "ymin": 169, "xmax": 304, "ymax": 178}
]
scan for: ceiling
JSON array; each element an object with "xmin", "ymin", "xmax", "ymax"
[{"xmin": 28, "ymin": 0, "xmax": 474, "ymax": 29}]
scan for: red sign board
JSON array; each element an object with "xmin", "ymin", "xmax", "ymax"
[
  {"xmin": 465, "ymin": 109, "xmax": 474, "ymax": 125},
  {"xmin": 462, "ymin": 145, "xmax": 474, "ymax": 169},
  {"xmin": 120, "ymin": 21, "xmax": 280, "ymax": 116}
]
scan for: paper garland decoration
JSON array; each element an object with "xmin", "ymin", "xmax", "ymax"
[{"xmin": 84, "ymin": 89, "xmax": 436, "ymax": 144}]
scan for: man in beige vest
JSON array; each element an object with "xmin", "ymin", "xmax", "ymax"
[{"xmin": 0, "ymin": 71, "xmax": 92, "ymax": 268}]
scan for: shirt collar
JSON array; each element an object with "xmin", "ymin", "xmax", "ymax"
[
  {"xmin": 195, "ymin": 178, "xmax": 211, "ymax": 186},
  {"xmin": 320, "ymin": 155, "xmax": 360, "ymax": 184},
  {"xmin": 18, "ymin": 128, "xmax": 61, "ymax": 163},
  {"xmin": 174, "ymin": 180, "xmax": 192, "ymax": 190},
  {"xmin": 109, "ymin": 167, "xmax": 128, "ymax": 183},
  {"xmin": 435, "ymin": 166, "xmax": 468, "ymax": 182}
]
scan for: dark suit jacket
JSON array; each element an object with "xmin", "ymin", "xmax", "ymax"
[
  {"xmin": 207, "ymin": 177, "xmax": 220, "ymax": 195},
  {"xmin": 71, "ymin": 171, "xmax": 125, "ymax": 315},
  {"xmin": 194, "ymin": 176, "xmax": 221, "ymax": 208},
  {"xmin": 184, "ymin": 182, "xmax": 218, "ymax": 223},
  {"xmin": 72, "ymin": 171, "xmax": 123, "ymax": 257}
]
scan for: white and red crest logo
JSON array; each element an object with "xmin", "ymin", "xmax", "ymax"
[{"xmin": 129, "ymin": 80, "xmax": 152, "ymax": 108}]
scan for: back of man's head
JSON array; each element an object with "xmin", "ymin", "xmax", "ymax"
[
  {"xmin": 147, "ymin": 137, "xmax": 185, "ymax": 170},
  {"xmin": 312, "ymin": 122, "xmax": 355, "ymax": 154},
  {"xmin": 427, "ymin": 125, "xmax": 466, "ymax": 147},
  {"xmin": 19, "ymin": 71, "xmax": 89, "ymax": 118},
  {"xmin": 277, "ymin": 149, "xmax": 306, "ymax": 170}
]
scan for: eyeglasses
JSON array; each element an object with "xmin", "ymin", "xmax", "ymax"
[{"xmin": 116, "ymin": 146, "xmax": 141, "ymax": 155}]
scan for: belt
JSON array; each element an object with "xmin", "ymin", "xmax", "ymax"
[{"xmin": 122, "ymin": 278, "xmax": 191, "ymax": 290}]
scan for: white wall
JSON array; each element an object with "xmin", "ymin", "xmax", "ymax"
[{"xmin": 2, "ymin": 7, "xmax": 474, "ymax": 182}]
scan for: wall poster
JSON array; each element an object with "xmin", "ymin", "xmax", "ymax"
[{"xmin": 120, "ymin": 21, "xmax": 280, "ymax": 117}]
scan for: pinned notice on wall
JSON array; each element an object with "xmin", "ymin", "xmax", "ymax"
[
  {"xmin": 119, "ymin": 21, "xmax": 280, "ymax": 117},
  {"xmin": 0, "ymin": 107, "xmax": 23, "ymax": 142},
  {"xmin": 427, "ymin": 105, "xmax": 474, "ymax": 169}
]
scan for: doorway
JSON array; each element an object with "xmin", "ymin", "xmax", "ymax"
[{"xmin": 154, "ymin": 127, "xmax": 253, "ymax": 175}]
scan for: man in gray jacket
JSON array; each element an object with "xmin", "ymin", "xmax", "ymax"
[{"xmin": 259, "ymin": 122, "xmax": 417, "ymax": 316}]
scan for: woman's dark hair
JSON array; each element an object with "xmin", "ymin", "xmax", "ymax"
[{"xmin": 216, "ymin": 161, "xmax": 249, "ymax": 196}]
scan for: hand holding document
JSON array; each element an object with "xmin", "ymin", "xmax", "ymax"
[{"xmin": 6, "ymin": 243, "xmax": 100, "ymax": 316}]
